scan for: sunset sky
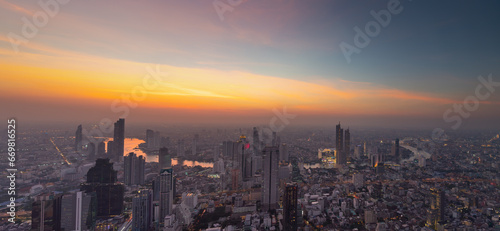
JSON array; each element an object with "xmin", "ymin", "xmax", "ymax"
[{"xmin": 1, "ymin": 0, "xmax": 499, "ymax": 129}]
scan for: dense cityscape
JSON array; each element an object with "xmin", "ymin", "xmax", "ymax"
[{"xmin": 1, "ymin": 118, "xmax": 499, "ymax": 230}]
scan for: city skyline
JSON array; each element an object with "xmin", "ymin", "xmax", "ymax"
[{"xmin": 1, "ymin": 1, "xmax": 500, "ymax": 230}]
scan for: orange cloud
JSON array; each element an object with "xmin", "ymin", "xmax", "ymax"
[
  {"xmin": 1, "ymin": 39, "xmax": 485, "ymax": 118},
  {"xmin": 0, "ymin": 0, "xmax": 33, "ymax": 16}
]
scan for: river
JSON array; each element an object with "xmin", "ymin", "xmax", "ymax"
[
  {"xmin": 104, "ymin": 138, "xmax": 213, "ymax": 168},
  {"xmin": 104, "ymin": 138, "xmax": 323, "ymax": 169}
]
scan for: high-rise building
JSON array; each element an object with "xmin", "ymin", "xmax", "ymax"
[
  {"xmin": 283, "ymin": 183, "xmax": 298, "ymax": 231},
  {"xmin": 336, "ymin": 122, "xmax": 346, "ymax": 165},
  {"xmin": 253, "ymin": 127, "xmax": 260, "ymax": 155},
  {"xmin": 394, "ymin": 138, "xmax": 400, "ymax": 162},
  {"xmin": 61, "ymin": 191, "xmax": 96, "ymax": 231},
  {"xmin": 214, "ymin": 158, "xmax": 225, "ymax": 174},
  {"xmin": 124, "ymin": 152, "xmax": 145, "ymax": 186},
  {"xmin": 152, "ymin": 177, "xmax": 160, "ymax": 201},
  {"xmin": 371, "ymin": 145, "xmax": 384, "ymax": 165},
  {"xmin": 132, "ymin": 190, "xmax": 153, "ymax": 231},
  {"xmin": 75, "ymin": 124, "xmax": 82, "ymax": 152},
  {"xmin": 81, "ymin": 158, "xmax": 124, "ymax": 217},
  {"xmin": 427, "ymin": 188, "xmax": 446, "ymax": 229},
  {"xmin": 159, "ymin": 147, "xmax": 172, "ymax": 170},
  {"xmin": 192, "ymin": 138, "xmax": 197, "ymax": 156},
  {"xmin": 146, "ymin": 129, "xmax": 162, "ymax": 149},
  {"xmin": 154, "ymin": 131, "xmax": 161, "ymax": 148},
  {"xmin": 262, "ymin": 146, "xmax": 279, "ymax": 211},
  {"xmin": 279, "ymin": 143, "xmax": 289, "ymax": 162},
  {"xmin": 31, "ymin": 194, "xmax": 63, "ymax": 231},
  {"xmin": 252, "ymin": 155, "xmax": 262, "ymax": 177},
  {"xmin": 236, "ymin": 135, "xmax": 249, "ymax": 182},
  {"xmin": 113, "ymin": 118, "xmax": 125, "ymax": 162},
  {"xmin": 271, "ymin": 132, "xmax": 277, "ymax": 146},
  {"xmin": 344, "ymin": 128, "xmax": 350, "ymax": 159},
  {"xmin": 87, "ymin": 142, "xmax": 96, "ymax": 161},
  {"xmin": 231, "ymin": 168, "xmax": 239, "ymax": 191},
  {"xmin": 191, "ymin": 134, "xmax": 199, "ymax": 156},
  {"xmin": 97, "ymin": 141, "xmax": 106, "ymax": 156},
  {"xmin": 159, "ymin": 168, "xmax": 174, "ymax": 221},
  {"xmin": 106, "ymin": 140, "xmax": 114, "ymax": 156},
  {"xmin": 213, "ymin": 144, "xmax": 220, "ymax": 160},
  {"xmin": 354, "ymin": 145, "xmax": 362, "ymax": 159},
  {"xmin": 244, "ymin": 152, "xmax": 253, "ymax": 180},
  {"xmin": 222, "ymin": 140, "xmax": 234, "ymax": 158},
  {"xmin": 146, "ymin": 129, "xmax": 155, "ymax": 149}
]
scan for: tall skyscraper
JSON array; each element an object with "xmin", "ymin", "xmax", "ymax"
[
  {"xmin": 336, "ymin": 122, "xmax": 346, "ymax": 165},
  {"xmin": 427, "ymin": 188, "xmax": 446, "ymax": 229},
  {"xmin": 107, "ymin": 140, "xmax": 114, "ymax": 157},
  {"xmin": 81, "ymin": 158, "xmax": 124, "ymax": 217},
  {"xmin": 231, "ymin": 168, "xmax": 239, "ymax": 191},
  {"xmin": 213, "ymin": 144, "xmax": 220, "ymax": 160},
  {"xmin": 146, "ymin": 129, "xmax": 155, "ymax": 149},
  {"xmin": 244, "ymin": 152, "xmax": 253, "ymax": 180},
  {"xmin": 222, "ymin": 140, "xmax": 231, "ymax": 158},
  {"xmin": 124, "ymin": 152, "xmax": 145, "ymax": 186},
  {"xmin": 159, "ymin": 147, "xmax": 172, "ymax": 170},
  {"xmin": 283, "ymin": 183, "xmax": 298, "ymax": 231},
  {"xmin": 132, "ymin": 190, "xmax": 153, "ymax": 231},
  {"xmin": 253, "ymin": 127, "xmax": 260, "ymax": 155},
  {"xmin": 61, "ymin": 191, "xmax": 96, "ymax": 231},
  {"xmin": 252, "ymin": 155, "xmax": 263, "ymax": 177},
  {"xmin": 192, "ymin": 136, "xmax": 197, "ymax": 156},
  {"xmin": 154, "ymin": 131, "xmax": 161, "ymax": 148},
  {"xmin": 279, "ymin": 143, "xmax": 289, "ymax": 162},
  {"xmin": 97, "ymin": 141, "xmax": 106, "ymax": 156},
  {"xmin": 75, "ymin": 124, "xmax": 82, "ymax": 151},
  {"xmin": 31, "ymin": 194, "xmax": 63, "ymax": 231},
  {"xmin": 237, "ymin": 136, "xmax": 248, "ymax": 181},
  {"xmin": 159, "ymin": 168, "xmax": 174, "ymax": 221},
  {"xmin": 344, "ymin": 128, "xmax": 350, "ymax": 159},
  {"xmin": 271, "ymin": 131, "xmax": 277, "ymax": 146},
  {"xmin": 113, "ymin": 118, "xmax": 125, "ymax": 162},
  {"xmin": 262, "ymin": 146, "xmax": 279, "ymax": 211},
  {"xmin": 394, "ymin": 138, "xmax": 400, "ymax": 162},
  {"xmin": 354, "ymin": 145, "xmax": 362, "ymax": 159},
  {"xmin": 87, "ymin": 142, "xmax": 95, "ymax": 161}
]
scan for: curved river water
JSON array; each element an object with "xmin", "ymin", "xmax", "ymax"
[
  {"xmin": 104, "ymin": 138, "xmax": 213, "ymax": 168},
  {"xmin": 103, "ymin": 138, "xmax": 322, "ymax": 169}
]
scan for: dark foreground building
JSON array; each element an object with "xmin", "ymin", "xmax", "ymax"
[
  {"xmin": 283, "ymin": 182, "xmax": 298, "ymax": 231},
  {"xmin": 81, "ymin": 158, "xmax": 124, "ymax": 217},
  {"xmin": 31, "ymin": 194, "xmax": 62, "ymax": 231}
]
